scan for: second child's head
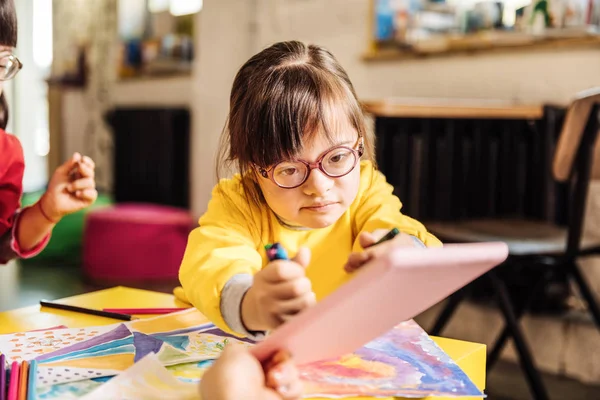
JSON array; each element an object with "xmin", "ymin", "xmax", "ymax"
[{"xmin": 220, "ymin": 41, "xmax": 374, "ymax": 229}]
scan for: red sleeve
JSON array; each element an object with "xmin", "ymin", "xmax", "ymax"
[
  {"xmin": 9, "ymin": 208, "xmax": 51, "ymax": 260},
  {"xmin": 0, "ymin": 130, "xmax": 25, "ymax": 263},
  {"xmin": 0, "ymin": 130, "xmax": 51, "ymax": 264},
  {"xmin": 0, "ymin": 129, "xmax": 25, "ymax": 238},
  {"xmin": 0, "ymin": 130, "xmax": 53, "ymax": 264}
]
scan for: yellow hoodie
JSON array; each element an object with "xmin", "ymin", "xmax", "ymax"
[{"xmin": 179, "ymin": 161, "xmax": 441, "ymax": 337}]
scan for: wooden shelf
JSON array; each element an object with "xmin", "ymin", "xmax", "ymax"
[
  {"xmin": 117, "ymin": 71, "xmax": 192, "ymax": 83},
  {"xmin": 362, "ymin": 98, "xmax": 544, "ymax": 120},
  {"xmin": 112, "ymin": 75, "xmax": 192, "ymax": 107},
  {"xmin": 363, "ymin": 34, "xmax": 600, "ymax": 62}
]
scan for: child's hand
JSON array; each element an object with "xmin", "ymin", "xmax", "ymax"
[
  {"xmin": 344, "ymin": 229, "xmax": 419, "ymax": 273},
  {"xmin": 40, "ymin": 152, "xmax": 98, "ymax": 222},
  {"xmin": 242, "ymin": 247, "xmax": 316, "ymax": 331},
  {"xmin": 200, "ymin": 343, "xmax": 302, "ymax": 400},
  {"xmin": 264, "ymin": 349, "xmax": 303, "ymax": 399}
]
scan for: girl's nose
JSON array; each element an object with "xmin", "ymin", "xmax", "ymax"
[{"xmin": 302, "ymin": 168, "xmax": 334, "ymax": 196}]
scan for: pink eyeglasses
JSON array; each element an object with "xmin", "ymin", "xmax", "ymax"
[{"xmin": 257, "ymin": 136, "xmax": 364, "ymax": 189}]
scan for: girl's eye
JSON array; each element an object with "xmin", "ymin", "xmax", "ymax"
[
  {"xmin": 328, "ymin": 151, "xmax": 350, "ymax": 163},
  {"xmin": 330, "ymin": 154, "xmax": 345, "ymax": 163},
  {"xmin": 275, "ymin": 165, "xmax": 300, "ymax": 176}
]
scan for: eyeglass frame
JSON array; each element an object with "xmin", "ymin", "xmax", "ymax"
[
  {"xmin": 256, "ymin": 136, "xmax": 365, "ymax": 189},
  {"xmin": 0, "ymin": 53, "xmax": 23, "ymax": 81}
]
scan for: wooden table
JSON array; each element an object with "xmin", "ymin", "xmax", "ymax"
[{"xmin": 0, "ymin": 287, "xmax": 487, "ymax": 400}]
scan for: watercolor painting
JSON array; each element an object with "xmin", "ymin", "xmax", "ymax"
[
  {"xmin": 167, "ymin": 359, "xmax": 215, "ymax": 383},
  {"xmin": 79, "ymin": 353, "xmax": 199, "ymax": 400},
  {"xmin": 38, "ymin": 377, "xmax": 106, "ymax": 400},
  {"xmin": 299, "ymin": 320, "xmax": 483, "ymax": 398}
]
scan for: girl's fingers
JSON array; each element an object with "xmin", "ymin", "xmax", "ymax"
[
  {"xmin": 65, "ymin": 155, "xmax": 94, "ymax": 180},
  {"xmin": 271, "ymin": 278, "xmax": 312, "ymax": 300},
  {"xmin": 344, "ymin": 251, "xmax": 371, "ymax": 273},
  {"xmin": 68, "ymin": 178, "xmax": 95, "ymax": 192},
  {"xmin": 60, "ymin": 153, "xmax": 80, "ymax": 175},
  {"xmin": 274, "ymin": 292, "xmax": 316, "ymax": 315},
  {"xmin": 82, "ymin": 155, "xmax": 95, "ymax": 169},
  {"xmin": 358, "ymin": 231, "xmax": 377, "ymax": 249},
  {"xmin": 76, "ymin": 162, "xmax": 95, "ymax": 179},
  {"xmin": 68, "ymin": 167, "xmax": 82, "ymax": 181},
  {"xmin": 76, "ymin": 188, "xmax": 98, "ymax": 201},
  {"xmin": 262, "ymin": 261, "xmax": 307, "ymax": 283}
]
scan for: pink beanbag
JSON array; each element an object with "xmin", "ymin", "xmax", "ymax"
[{"xmin": 83, "ymin": 203, "xmax": 195, "ymax": 283}]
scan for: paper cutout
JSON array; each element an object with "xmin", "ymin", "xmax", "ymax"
[
  {"xmin": 41, "ymin": 340, "xmax": 134, "ymax": 364},
  {"xmin": 127, "ymin": 310, "xmax": 210, "ymax": 334},
  {"xmin": 78, "ymin": 353, "xmax": 198, "ymax": 400},
  {"xmin": 0, "ymin": 326, "xmax": 112, "ymax": 363},
  {"xmin": 167, "ymin": 360, "xmax": 214, "ymax": 383},
  {"xmin": 133, "ymin": 332, "xmax": 164, "ymax": 362},
  {"xmin": 36, "ymin": 325, "xmax": 131, "ymax": 362},
  {"xmin": 153, "ymin": 334, "xmax": 189, "ymax": 351},
  {"xmin": 38, "ymin": 377, "xmax": 104, "ymax": 400},
  {"xmin": 42, "ymin": 353, "xmax": 136, "ymax": 371},
  {"xmin": 155, "ymin": 343, "xmax": 193, "ymax": 365},
  {"xmin": 36, "ymin": 366, "xmax": 120, "ymax": 388},
  {"xmin": 38, "ymin": 358, "xmax": 210, "ymax": 399}
]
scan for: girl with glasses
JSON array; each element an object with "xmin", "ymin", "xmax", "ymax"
[
  {"xmin": 179, "ymin": 41, "xmax": 442, "ymax": 343},
  {"xmin": 0, "ymin": 3, "xmax": 299, "ymax": 398},
  {"xmin": 0, "ymin": 0, "xmax": 97, "ymax": 264}
]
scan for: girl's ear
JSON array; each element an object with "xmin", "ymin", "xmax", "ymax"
[
  {"xmin": 248, "ymin": 164, "xmax": 267, "ymax": 182},
  {"xmin": 357, "ymin": 136, "xmax": 365, "ymax": 157},
  {"xmin": 257, "ymin": 166, "xmax": 269, "ymax": 179}
]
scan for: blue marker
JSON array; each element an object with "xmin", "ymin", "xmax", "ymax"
[{"xmin": 265, "ymin": 243, "xmax": 289, "ymax": 261}]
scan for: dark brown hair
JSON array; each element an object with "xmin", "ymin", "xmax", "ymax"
[
  {"xmin": 216, "ymin": 41, "xmax": 375, "ymax": 228},
  {"xmin": 0, "ymin": 0, "xmax": 18, "ymax": 130}
]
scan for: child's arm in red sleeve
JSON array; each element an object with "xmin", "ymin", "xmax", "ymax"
[{"xmin": 0, "ymin": 132, "xmax": 50, "ymax": 264}]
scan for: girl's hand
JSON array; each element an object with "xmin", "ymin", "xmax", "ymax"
[
  {"xmin": 40, "ymin": 152, "xmax": 98, "ymax": 222},
  {"xmin": 344, "ymin": 229, "xmax": 420, "ymax": 273},
  {"xmin": 241, "ymin": 247, "xmax": 316, "ymax": 332},
  {"xmin": 200, "ymin": 344, "xmax": 302, "ymax": 400}
]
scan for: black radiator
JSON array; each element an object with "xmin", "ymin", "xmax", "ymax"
[
  {"xmin": 105, "ymin": 107, "xmax": 190, "ymax": 209},
  {"xmin": 374, "ymin": 106, "xmax": 569, "ymax": 225}
]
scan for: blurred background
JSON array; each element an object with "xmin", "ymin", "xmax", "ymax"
[{"xmin": 2, "ymin": 0, "xmax": 600, "ymax": 399}]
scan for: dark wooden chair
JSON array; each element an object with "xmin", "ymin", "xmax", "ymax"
[{"xmin": 426, "ymin": 88, "xmax": 600, "ymax": 400}]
